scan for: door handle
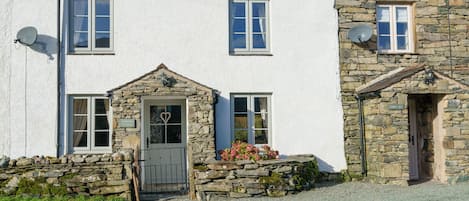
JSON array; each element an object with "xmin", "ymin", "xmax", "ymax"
[
  {"xmin": 411, "ymin": 136, "xmax": 415, "ymax": 145},
  {"xmin": 146, "ymin": 137, "xmax": 149, "ymax": 149}
]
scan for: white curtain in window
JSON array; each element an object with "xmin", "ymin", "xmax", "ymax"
[
  {"xmin": 396, "ymin": 7, "xmax": 408, "ymax": 22},
  {"xmin": 104, "ymin": 99, "xmax": 110, "ymax": 115},
  {"xmin": 260, "ymin": 108, "xmax": 267, "ymax": 128},
  {"xmin": 73, "ymin": 100, "xmax": 87, "ymax": 147},
  {"xmin": 104, "ymin": 99, "xmax": 110, "ymax": 132},
  {"xmin": 377, "ymin": 7, "xmax": 390, "ymax": 22}
]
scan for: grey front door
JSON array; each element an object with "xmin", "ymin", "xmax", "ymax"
[{"xmin": 142, "ymin": 100, "xmax": 187, "ymax": 191}]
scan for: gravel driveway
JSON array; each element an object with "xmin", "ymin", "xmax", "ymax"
[{"xmin": 147, "ymin": 181, "xmax": 469, "ymax": 201}]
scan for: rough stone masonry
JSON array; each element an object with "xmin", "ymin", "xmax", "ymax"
[
  {"xmin": 0, "ymin": 152, "xmax": 133, "ymax": 199},
  {"xmin": 109, "ymin": 64, "xmax": 217, "ymax": 195},
  {"xmin": 336, "ymin": 0, "xmax": 469, "ymax": 183}
]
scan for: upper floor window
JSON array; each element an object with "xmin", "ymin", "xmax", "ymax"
[
  {"xmin": 70, "ymin": 0, "xmax": 113, "ymax": 53},
  {"xmin": 377, "ymin": 4, "xmax": 414, "ymax": 53},
  {"xmin": 230, "ymin": 0, "xmax": 270, "ymax": 54},
  {"xmin": 70, "ymin": 96, "xmax": 111, "ymax": 153},
  {"xmin": 231, "ymin": 94, "xmax": 271, "ymax": 145}
]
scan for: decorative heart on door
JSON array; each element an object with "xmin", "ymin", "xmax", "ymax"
[{"xmin": 160, "ymin": 112, "xmax": 171, "ymax": 124}]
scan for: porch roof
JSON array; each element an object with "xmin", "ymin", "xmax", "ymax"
[
  {"xmin": 107, "ymin": 63, "xmax": 216, "ymax": 94},
  {"xmin": 356, "ymin": 64, "xmax": 469, "ymax": 94}
]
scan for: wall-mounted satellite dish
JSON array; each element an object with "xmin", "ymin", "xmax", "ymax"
[
  {"xmin": 15, "ymin": 26, "xmax": 38, "ymax": 46},
  {"xmin": 347, "ymin": 24, "xmax": 372, "ymax": 43}
]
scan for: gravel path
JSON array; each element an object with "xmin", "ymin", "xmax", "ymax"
[{"xmin": 146, "ymin": 181, "xmax": 469, "ymax": 201}]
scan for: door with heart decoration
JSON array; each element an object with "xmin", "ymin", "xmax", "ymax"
[{"xmin": 142, "ymin": 100, "xmax": 187, "ymax": 192}]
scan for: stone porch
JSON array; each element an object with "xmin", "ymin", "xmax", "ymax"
[
  {"xmin": 107, "ymin": 64, "xmax": 218, "ymax": 194},
  {"xmin": 357, "ymin": 64, "xmax": 469, "ymax": 184}
]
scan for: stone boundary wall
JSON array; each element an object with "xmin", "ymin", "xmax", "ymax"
[
  {"xmin": 192, "ymin": 155, "xmax": 318, "ymax": 201},
  {"xmin": 0, "ymin": 152, "xmax": 133, "ymax": 199}
]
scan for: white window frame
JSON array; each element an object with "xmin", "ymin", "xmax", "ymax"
[
  {"xmin": 377, "ymin": 4, "xmax": 414, "ymax": 54},
  {"xmin": 69, "ymin": 96, "xmax": 112, "ymax": 153},
  {"xmin": 230, "ymin": 94, "xmax": 272, "ymax": 146},
  {"xmin": 230, "ymin": 0, "xmax": 271, "ymax": 55},
  {"xmin": 69, "ymin": 0, "xmax": 114, "ymax": 53}
]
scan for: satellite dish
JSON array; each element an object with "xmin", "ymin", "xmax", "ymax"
[
  {"xmin": 15, "ymin": 26, "xmax": 38, "ymax": 46},
  {"xmin": 347, "ymin": 24, "xmax": 372, "ymax": 43}
]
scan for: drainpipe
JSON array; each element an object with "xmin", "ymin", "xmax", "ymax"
[
  {"xmin": 212, "ymin": 90, "xmax": 219, "ymax": 157},
  {"xmin": 56, "ymin": 0, "xmax": 61, "ymax": 157},
  {"xmin": 356, "ymin": 94, "xmax": 367, "ymax": 176}
]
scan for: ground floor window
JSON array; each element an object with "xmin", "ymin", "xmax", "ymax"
[
  {"xmin": 69, "ymin": 96, "xmax": 111, "ymax": 152},
  {"xmin": 231, "ymin": 94, "xmax": 271, "ymax": 145}
]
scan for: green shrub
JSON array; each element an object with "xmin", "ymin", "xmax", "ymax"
[{"xmin": 260, "ymin": 172, "xmax": 285, "ymax": 187}]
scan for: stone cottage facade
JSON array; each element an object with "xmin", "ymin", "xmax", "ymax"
[{"xmin": 336, "ymin": 0, "xmax": 469, "ymax": 184}]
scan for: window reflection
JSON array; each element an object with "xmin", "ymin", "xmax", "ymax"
[{"xmin": 149, "ymin": 105, "xmax": 183, "ymax": 144}]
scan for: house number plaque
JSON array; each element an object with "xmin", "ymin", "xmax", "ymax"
[{"xmin": 118, "ymin": 119, "xmax": 135, "ymax": 128}]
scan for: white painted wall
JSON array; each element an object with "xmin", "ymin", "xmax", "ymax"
[
  {"xmin": 63, "ymin": 0, "xmax": 346, "ymax": 171},
  {"xmin": 0, "ymin": 0, "xmax": 58, "ymax": 158}
]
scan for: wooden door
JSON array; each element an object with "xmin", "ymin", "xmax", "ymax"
[{"xmin": 408, "ymin": 98, "xmax": 419, "ymax": 180}]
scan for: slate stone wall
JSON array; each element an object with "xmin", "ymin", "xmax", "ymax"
[
  {"xmin": 354, "ymin": 67, "xmax": 469, "ymax": 185},
  {"xmin": 336, "ymin": 0, "xmax": 469, "ymax": 178},
  {"xmin": 110, "ymin": 65, "xmax": 216, "ymax": 196},
  {"xmin": 193, "ymin": 156, "xmax": 318, "ymax": 201},
  {"xmin": 110, "ymin": 66, "xmax": 216, "ymax": 164},
  {"xmin": 0, "ymin": 152, "xmax": 133, "ymax": 199}
]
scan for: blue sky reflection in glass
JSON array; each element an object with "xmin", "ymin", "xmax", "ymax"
[
  {"xmin": 95, "ymin": 0, "xmax": 110, "ymax": 48},
  {"xmin": 74, "ymin": 0, "xmax": 89, "ymax": 48},
  {"xmin": 232, "ymin": 3, "xmax": 246, "ymax": 49},
  {"xmin": 377, "ymin": 7, "xmax": 391, "ymax": 50},
  {"xmin": 252, "ymin": 3, "xmax": 266, "ymax": 49},
  {"xmin": 396, "ymin": 7, "xmax": 408, "ymax": 50}
]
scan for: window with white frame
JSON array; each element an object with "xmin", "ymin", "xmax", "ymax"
[
  {"xmin": 231, "ymin": 94, "xmax": 271, "ymax": 145},
  {"xmin": 377, "ymin": 4, "xmax": 414, "ymax": 53},
  {"xmin": 230, "ymin": 0, "xmax": 270, "ymax": 54},
  {"xmin": 70, "ymin": 0, "xmax": 113, "ymax": 53},
  {"xmin": 70, "ymin": 96, "xmax": 111, "ymax": 152}
]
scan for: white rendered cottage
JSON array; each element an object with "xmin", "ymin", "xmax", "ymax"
[{"xmin": 0, "ymin": 0, "xmax": 346, "ymax": 190}]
